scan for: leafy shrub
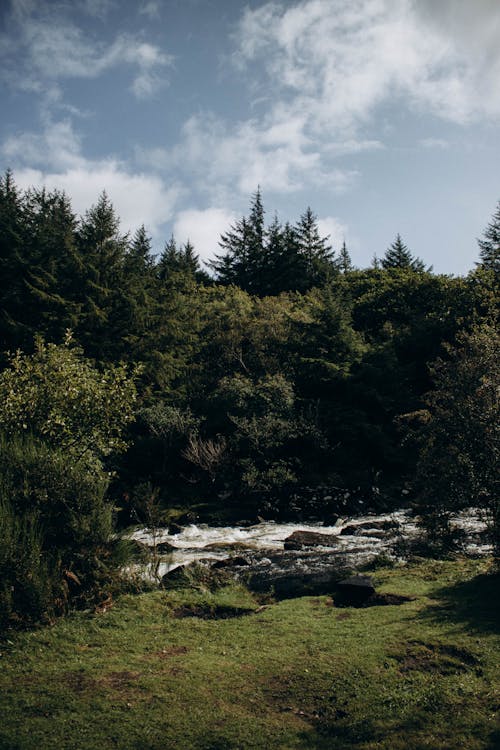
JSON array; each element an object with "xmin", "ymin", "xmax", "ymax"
[{"xmin": 0, "ymin": 496, "xmax": 61, "ymax": 628}]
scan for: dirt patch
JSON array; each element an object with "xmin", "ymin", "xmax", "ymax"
[
  {"xmin": 63, "ymin": 671, "xmax": 97, "ymax": 693},
  {"xmin": 396, "ymin": 641, "xmax": 480, "ymax": 675},
  {"xmin": 99, "ymin": 670, "xmax": 142, "ymax": 689},
  {"xmin": 170, "ymin": 603, "xmax": 256, "ymax": 620}
]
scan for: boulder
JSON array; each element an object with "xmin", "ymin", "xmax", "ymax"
[
  {"xmin": 155, "ymin": 541, "xmax": 178, "ymax": 554},
  {"xmin": 340, "ymin": 520, "xmax": 396, "ymax": 536},
  {"xmin": 211, "ymin": 556, "xmax": 250, "ymax": 569},
  {"xmin": 335, "ymin": 575, "xmax": 376, "ymax": 606},
  {"xmin": 284, "ymin": 530, "xmax": 340, "ymax": 551},
  {"xmin": 240, "ymin": 551, "xmax": 351, "ymax": 599},
  {"xmin": 168, "ymin": 522, "xmax": 184, "ymax": 535}
]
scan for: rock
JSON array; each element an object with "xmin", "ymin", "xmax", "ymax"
[
  {"xmin": 335, "ymin": 575, "xmax": 376, "ymax": 606},
  {"xmin": 340, "ymin": 520, "xmax": 396, "ymax": 536},
  {"xmin": 168, "ymin": 522, "xmax": 184, "ymax": 535},
  {"xmin": 283, "ymin": 530, "xmax": 340, "ymax": 551},
  {"xmin": 240, "ymin": 551, "xmax": 351, "ymax": 599},
  {"xmin": 155, "ymin": 541, "xmax": 178, "ymax": 554},
  {"xmin": 211, "ymin": 556, "xmax": 250, "ymax": 569},
  {"xmin": 161, "ymin": 565, "xmax": 189, "ymax": 588}
]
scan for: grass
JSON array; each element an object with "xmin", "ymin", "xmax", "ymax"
[{"xmin": 0, "ymin": 557, "xmax": 498, "ymax": 749}]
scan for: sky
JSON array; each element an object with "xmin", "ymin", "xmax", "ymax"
[{"xmin": 1, "ymin": 0, "xmax": 499, "ymax": 275}]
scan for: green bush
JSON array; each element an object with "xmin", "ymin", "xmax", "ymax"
[
  {"xmin": 0, "ymin": 496, "xmax": 61, "ymax": 628},
  {"xmin": 0, "ymin": 432, "xmax": 126, "ymax": 626}
]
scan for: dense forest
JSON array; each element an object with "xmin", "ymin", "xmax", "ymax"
[{"xmin": 0, "ymin": 169, "xmax": 498, "ymax": 626}]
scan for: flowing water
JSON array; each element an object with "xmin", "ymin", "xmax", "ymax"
[{"xmin": 130, "ymin": 508, "xmax": 491, "ymax": 585}]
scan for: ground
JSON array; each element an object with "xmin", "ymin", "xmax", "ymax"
[{"xmin": 0, "ymin": 557, "xmax": 498, "ymax": 749}]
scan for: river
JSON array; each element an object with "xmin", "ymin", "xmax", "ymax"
[{"xmin": 129, "ymin": 508, "xmax": 491, "ymax": 593}]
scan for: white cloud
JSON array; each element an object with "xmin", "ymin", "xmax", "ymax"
[
  {"xmin": 0, "ymin": 5, "xmax": 173, "ymax": 99},
  {"xmin": 173, "ymin": 208, "xmax": 236, "ymax": 264},
  {"xmin": 235, "ymin": 0, "xmax": 500, "ymax": 126},
  {"xmin": 164, "ymin": 111, "xmax": 357, "ymax": 201},
  {"xmin": 139, "ymin": 1, "xmax": 161, "ymax": 20},
  {"xmin": 4, "ymin": 120, "xmax": 180, "ymax": 239},
  {"xmin": 317, "ymin": 216, "xmax": 349, "ymax": 254},
  {"xmin": 161, "ymin": 0, "xmax": 500, "ymax": 204},
  {"xmin": 419, "ymin": 138, "xmax": 449, "ymax": 150}
]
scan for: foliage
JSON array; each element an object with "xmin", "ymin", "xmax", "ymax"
[
  {"xmin": 406, "ymin": 321, "xmax": 499, "ymax": 552},
  {"xmin": 477, "ymin": 199, "xmax": 500, "ymax": 275},
  {"xmin": 0, "ymin": 334, "xmax": 137, "ymax": 461},
  {"xmin": 1, "ymin": 169, "xmax": 498, "ymax": 536},
  {"xmin": 0, "ymin": 495, "xmax": 59, "ymax": 629},
  {"xmin": 381, "ymin": 233, "xmax": 426, "ymax": 272}
]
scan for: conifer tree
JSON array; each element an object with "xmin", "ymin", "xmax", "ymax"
[
  {"xmin": 339, "ymin": 240, "xmax": 354, "ymax": 273},
  {"xmin": 477, "ymin": 200, "xmax": 500, "ymax": 275},
  {"xmin": 295, "ymin": 207, "xmax": 336, "ymax": 288},
  {"xmin": 0, "ymin": 170, "xmax": 29, "ymax": 351},
  {"xmin": 75, "ymin": 191, "xmax": 128, "ymax": 360},
  {"xmin": 0, "ymin": 174, "xmax": 80, "ymax": 352},
  {"xmin": 381, "ymin": 234, "xmax": 425, "ymax": 272},
  {"xmin": 210, "ymin": 189, "xmax": 266, "ymax": 293}
]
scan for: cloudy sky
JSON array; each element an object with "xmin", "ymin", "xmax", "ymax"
[{"xmin": 1, "ymin": 0, "xmax": 499, "ymax": 273}]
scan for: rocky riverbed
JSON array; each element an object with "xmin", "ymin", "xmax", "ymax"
[{"xmin": 129, "ymin": 509, "xmax": 491, "ymax": 598}]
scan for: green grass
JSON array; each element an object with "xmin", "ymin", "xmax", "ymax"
[{"xmin": 0, "ymin": 558, "xmax": 498, "ymax": 749}]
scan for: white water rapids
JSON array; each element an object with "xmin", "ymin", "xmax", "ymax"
[{"xmin": 129, "ymin": 509, "xmax": 491, "ymax": 582}]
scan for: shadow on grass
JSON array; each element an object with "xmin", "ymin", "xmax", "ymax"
[{"xmin": 418, "ymin": 570, "xmax": 500, "ymax": 635}]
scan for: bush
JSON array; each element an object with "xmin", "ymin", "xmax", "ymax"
[
  {"xmin": 0, "ymin": 432, "xmax": 127, "ymax": 626},
  {"xmin": 0, "ymin": 496, "xmax": 61, "ymax": 628}
]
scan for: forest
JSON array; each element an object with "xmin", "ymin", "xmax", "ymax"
[{"xmin": 0, "ymin": 169, "xmax": 498, "ymax": 626}]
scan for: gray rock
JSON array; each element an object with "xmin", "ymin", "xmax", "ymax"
[
  {"xmin": 335, "ymin": 575, "xmax": 375, "ymax": 605},
  {"xmin": 283, "ymin": 530, "xmax": 340, "ymax": 551}
]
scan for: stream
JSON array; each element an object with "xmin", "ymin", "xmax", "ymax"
[{"xmin": 130, "ymin": 508, "xmax": 491, "ymax": 596}]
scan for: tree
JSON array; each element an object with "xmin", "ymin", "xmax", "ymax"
[
  {"xmin": 339, "ymin": 240, "xmax": 354, "ymax": 273},
  {"xmin": 0, "ymin": 170, "xmax": 29, "ymax": 352},
  {"xmin": 75, "ymin": 191, "xmax": 129, "ymax": 360},
  {"xmin": 477, "ymin": 200, "xmax": 500, "ymax": 275},
  {"xmin": 408, "ymin": 321, "xmax": 499, "ymax": 552},
  {"xmin": 381, "ymin": 234, "xmax": 425, "ymax": 272},
  {"xmin": 0, "ymin": 334, "xmax": 137, "ymax": 463},
  {"xmin": 210, "ymin": 189, "xmax": 266, "ymax": 293},
  {"xmin": 294, "ymin": 207, "xmax": 336, "ymax": 288}
]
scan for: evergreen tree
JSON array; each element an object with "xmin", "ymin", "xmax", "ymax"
[
  {"xmin": 477, "ymin": 200, "xmax": 500, "ymax": 275},
  {"xmin": 381, "ymin": 234, "xmax": 425, "ymax": 272},
  {"xmin": 0, "ymin": 174, "xmax": 80, "ymax": 352},
  {"xmin": 295, "ymin": 207, "xmax": 336, "ymax": 288},
  {"xmin": 0, "ymin": 170, "xmax": 29, "ymax": 352},
  {"xmin": 22, "ymin": 187, "xmax": 81, "ymax": 342},
  {"xmin": 75, "ymin": 191, "xmax": 128, "ymax": 360},
  {"xmin": 338, "ymin": 240, "xmax": 354, "ymax": 273},
  {"xmin": 210, "ymin": 189, "xmax": 266, "ymax": 293}
]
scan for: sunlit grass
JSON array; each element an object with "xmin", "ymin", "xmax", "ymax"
[{"xmin": 0, "ymin": 558, "xmax": 498, "ymax": 749}]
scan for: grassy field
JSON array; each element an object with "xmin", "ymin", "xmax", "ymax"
[{"xmin": 0, "ymin": 557, "xmax": 498, "ymax": 750}]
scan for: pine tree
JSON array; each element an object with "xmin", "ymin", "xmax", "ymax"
[
  {"xmin": 75, "ymin": 191, "xmax": 129, "ymax": 360},
  {"xmin": 339, "ymin": 240, "xmax": 354, "ymax": 273},
  {"xmin": 22, "ymin": 187, "xmax": 81, "ymax": 342},
  {"xmin": 477, "ymin": 200, "xmax": 500, "ymax": 275},
  {"xmin": 0, "ymin": 170, "xmax": 28, "ymax": 351},
  {"xmin": 295, "ymin": 207, "xmax": 336, "ymax": 288},
  {"xmin": 381, "ymin": 234, "xmax": 425, "ymax": 272},
  {"xmin": 0, "ymin": 174, "xmax": 80, "ymax": 352},
  {"xmin": 210, "ymin": 189, "xmax": 266, "ymax": 294}
]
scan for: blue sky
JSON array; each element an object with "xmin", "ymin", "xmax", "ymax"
[{"xmin": 1, "ymin": 0, "xmax": 499, "ymax": 274}]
